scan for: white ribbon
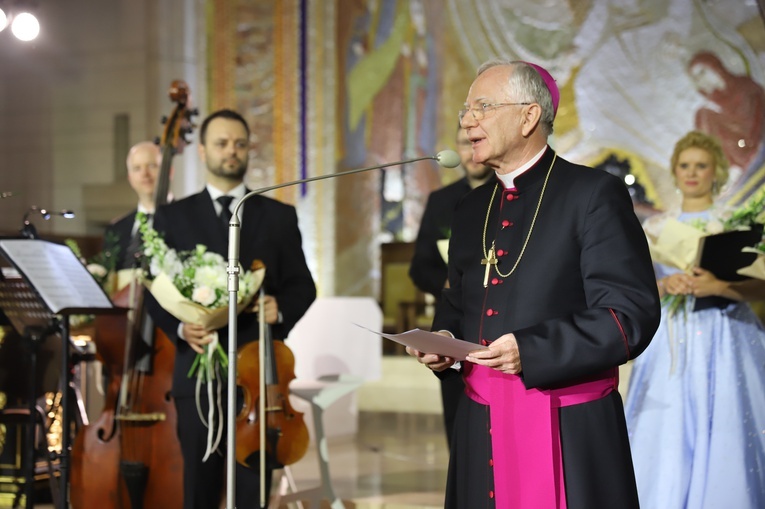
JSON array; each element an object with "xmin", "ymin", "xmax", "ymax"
[{"xmin": 195, "ymin": 331, "xmax": 225, "ymax": 462}]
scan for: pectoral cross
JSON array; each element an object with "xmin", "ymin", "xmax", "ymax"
[{"xmin": 481, "ymin": 242, "xmax": 498, "ymax": 288}]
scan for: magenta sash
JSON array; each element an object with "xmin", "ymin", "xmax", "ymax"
[{"xmin": 463, "ymin": 363, "xmax": 617, "ymax": 509}]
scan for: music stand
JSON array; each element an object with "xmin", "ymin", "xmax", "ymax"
[
  {"xmin": 0, "ymin": 267, "xmax": 58, "ymax": 508},
  {"xmin": 0, "ymin": 239, "xmax": 125, "ymax": 509}
]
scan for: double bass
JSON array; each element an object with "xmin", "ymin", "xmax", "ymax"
[{"xmin": 70, "ymin": 81, "xmax": 195, "ymax": 509}]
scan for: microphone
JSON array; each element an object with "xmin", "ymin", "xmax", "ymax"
[
  {"xmin": 220, "ymin": 149, "xmax": 459, "ymax": 507},
  {"xmin": 435, "ymin": 149, "xmax": 461, "ymax": 169},
  {"xmin": 234, "ymin": 149, "xmax": 459, "ymax": 215},
  {"xmin": 227, "ymin": 149, "xmax": 460, "ymax": 297}
]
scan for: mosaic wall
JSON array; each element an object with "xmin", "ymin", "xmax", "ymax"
[{"xmin": 208, "ymin": 0, "xmax": 765, "ymax": 298}]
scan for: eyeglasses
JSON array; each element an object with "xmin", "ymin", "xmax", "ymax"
[{"xmin": 458, "ymin": 102, "xmax": 531, "ymax": 124}]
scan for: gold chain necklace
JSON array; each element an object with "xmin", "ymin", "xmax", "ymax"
[{"xmin": 480, "ymin": 154, "xmax": 556, "ymax": 287}]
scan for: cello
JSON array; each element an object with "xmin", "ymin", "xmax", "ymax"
[{"xmin": 70, "ymin": 81, "xmax": 195, "ymax": 509}]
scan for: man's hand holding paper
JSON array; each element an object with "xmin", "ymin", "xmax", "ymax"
[
  {"xmin": 356, "ymin": 324, "xmax": 487, "ymax": 365},
  {"xmin": 406, "ymin": 330, "xmax": 458, "ymax": 372},
  {"xmin": 465, "ymin": 332, "xmax": 522, "ymax": 375}
]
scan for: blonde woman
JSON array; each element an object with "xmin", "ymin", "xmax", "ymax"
[{"xmin": 625, "ymin": 131, "xmax": 765, "ymax": 509}]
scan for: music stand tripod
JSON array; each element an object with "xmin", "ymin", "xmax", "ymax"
[{"xmin": 0, "ymin": 239, "xmax": 124, "ymax": 508}]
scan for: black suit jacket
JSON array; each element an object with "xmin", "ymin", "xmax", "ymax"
[
  {"xmin": 147, "ymin": 189, "xmax": 316, "ymax": 397},
  {"xmin": 104, "ymin": 209, "xmax": 137, "ymax": 270},
  {"xmin": 409, "ymin": 177, "xmax": 474, "ymax": 298}
]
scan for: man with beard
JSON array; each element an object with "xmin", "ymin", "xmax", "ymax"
[
  {"xmin": 147, "ymin": 109, "xmax": 316, "ymax": 508},
  {"xmin": 409, "ymin": 126, "xmax": 493, "ymax": 444}
]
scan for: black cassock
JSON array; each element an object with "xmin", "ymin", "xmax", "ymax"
[{"xmin": 433, "ymin": 148, "xmax": 660, "ymax": 509}]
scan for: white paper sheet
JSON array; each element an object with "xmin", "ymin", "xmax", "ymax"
[
  {"xmin": 354, "ymin": 323, "xmax": 486, "ymax": 361},
  {"xmin": 0, "ymin": 239, "xmax": 113, "ymax": 313}
]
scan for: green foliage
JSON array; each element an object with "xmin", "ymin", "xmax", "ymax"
[
  {"xmin": 64, "ymin": 231, "xmax": 120, "ymax": 291},
  {"xmin": 724, "ymin": 186, "xmax": 765, "ymax": 231},
  {"xmin": 662, "ymin": 293, "xmax": 688, "ymax": 321},
  {"xmin": 660, "ymin": 186, "xmax": 765, "ymax": 320}
]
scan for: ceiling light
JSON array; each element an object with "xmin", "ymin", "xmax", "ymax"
[{"xmin": 11, "ymin": 11, "xmax": 39, "ymax": 41}]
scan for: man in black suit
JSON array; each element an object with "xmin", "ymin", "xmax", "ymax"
[
  {"xmin": 147, "ymin": 109, "xmax": 316, "ymax": 509},
  {"xmin": 409, "ymin": 126, "xmax": 492, "ymax": 445},
  {"xmin": 104, "ymin": 141, "xmax": 168, "ymax": 270}
]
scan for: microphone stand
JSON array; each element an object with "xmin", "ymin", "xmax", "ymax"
[
  {"xmin": 224, "ymin": 151, "xmax": 458, "ymax": 508},
  {"xmin": 19, "ymin": 206, "xmax": 76, "ymax": 239}
]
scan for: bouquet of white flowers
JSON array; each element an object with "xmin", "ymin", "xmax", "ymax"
[
  {"xmin": 649, "ymin": 187, "xmax": 765, "ymax": 317},
  {"xmin": 138, "ymin": 214, "xmax": 265, "ymax": 460},
  {"xmin": 138, "ymin": 214, "xmax": 264, "ymax": 381}
]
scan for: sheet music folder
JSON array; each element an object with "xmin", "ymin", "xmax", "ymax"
[
  {"xmin": 693, "ymin": 227, "xmax": 763, "ymax": 311},
  {"xmin": 0, "ymin": 239, "xmax": 123, "ymax": 316}
]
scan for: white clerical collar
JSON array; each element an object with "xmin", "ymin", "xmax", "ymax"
[{"xmin": 495, "ymin": 146, "xmax": 548, "ymax": 189}]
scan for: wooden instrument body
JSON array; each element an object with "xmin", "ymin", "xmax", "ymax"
[
  {"xmin": 70, "ymin": 80, "xmax": 193, "ymax": 509},
  {"xmin": 235, "ymin": 338, "xmax": 309, "ymax": 468}
]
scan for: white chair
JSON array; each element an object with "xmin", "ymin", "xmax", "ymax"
[
  {"xmin": 270, "ymin": 298, "xmax": 381, "ymax": 508},
  {"xmin": 272, "ymin": 375, "xmax": 363, "ymax": 509}
]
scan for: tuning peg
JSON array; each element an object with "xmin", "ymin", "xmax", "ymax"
[
  {"xmin": 161, "ymin": 115, "xmax": 168, "ymax": 124},
  {"xmin": 153, "ymin": 136, "xmax": 161, "ymax": 145}
]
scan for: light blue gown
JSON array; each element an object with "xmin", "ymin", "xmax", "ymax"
[{"xmin": 625, "ymin": 210, "xmax": 765, "ymax": 509}]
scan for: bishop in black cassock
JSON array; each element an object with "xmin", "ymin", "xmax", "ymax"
[{"xmin": 409, "ymin": 61, "xmax": 660, "ymax": 509}]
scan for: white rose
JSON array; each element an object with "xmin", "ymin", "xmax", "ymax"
[
  {"xmin": 162, "ymin": 252, "xmax": 183, "ymax": 278},
  {"xmin": 149, "ymin": 257, "xmax": 162, "ymax": 278},
  {"xmin": 87, "ymin": 263, "xmax": 107, "ymax": 278},
  {"xmin": 705, "ymin": 220, "xmax": 724, "ymax": 234},
  {"xmin": 194, "ymin": 265, "xmax": 226, "ymax": 288},
  {"xmin": 202, "ymin": 251, "xmax": 225, "ymax": 265},
  {"xmin": 192, "ymin": 285, "xmax": 217, "ymax": 306}
]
